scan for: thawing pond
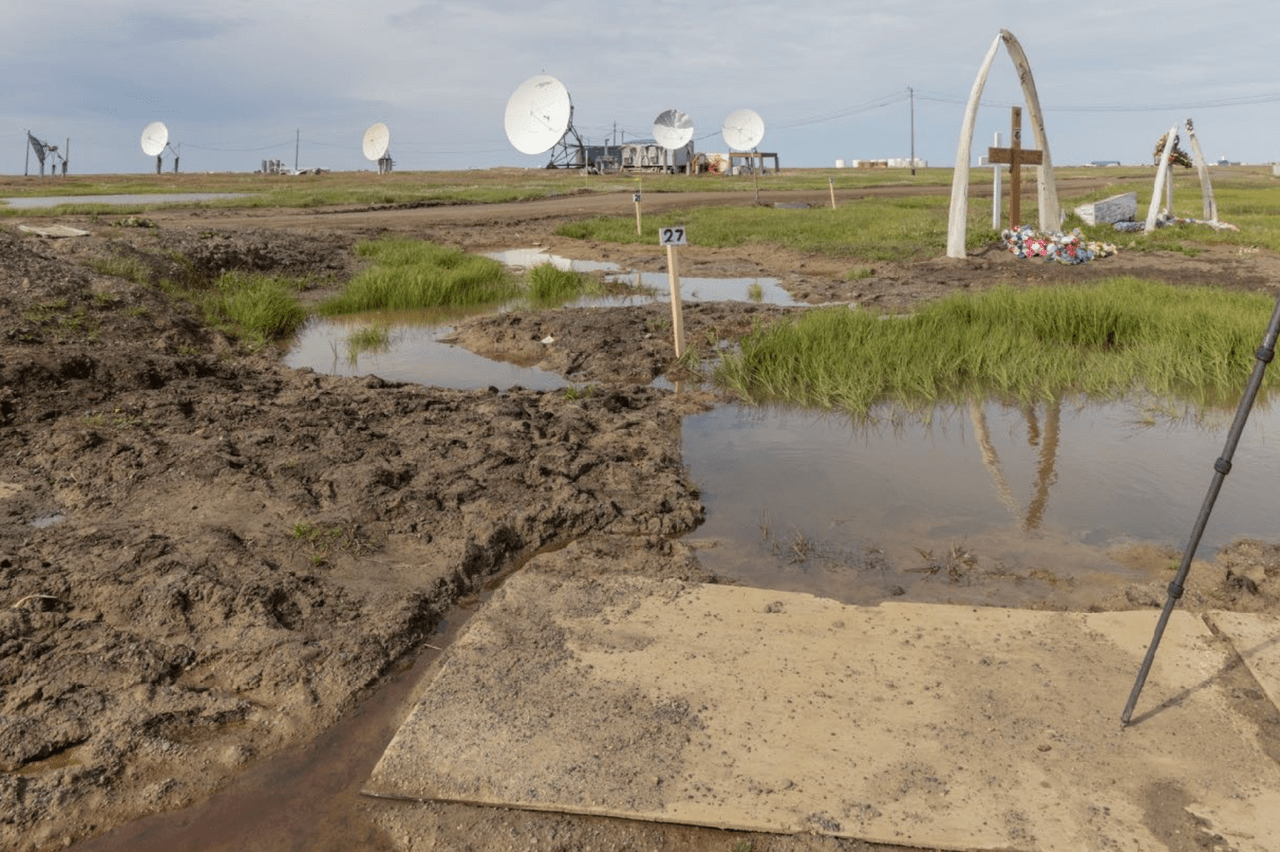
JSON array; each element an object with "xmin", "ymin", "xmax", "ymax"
[
  {"xmin": 284, "ymin": 249, "xmax": 794, "ymax": 386},
  {"xmin": 285, "ymin": 253, "xmax": 1279, "ymax": 605},
  {"xmin": 681, "ymin": 398, "xmax": 1280, "ymax": 605},
  {"xmin": 1, "ymin": 192, "xmax": 248, "ymax": 208},
  {"xmin": 485, "ymin": 248, "xmax": 798, "ymax": 307}
]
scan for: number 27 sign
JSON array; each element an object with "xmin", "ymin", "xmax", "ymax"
[{"xmin": 659, "ymin": 226, "xmax": 687, "ymax": 246}]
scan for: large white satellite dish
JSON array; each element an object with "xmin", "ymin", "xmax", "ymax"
[
  {"xmin": 140, "ymin": 121, "xmax": 168, "ymax": 157},
  {"xmin": 362, "ymin": 122, "xmax": 390, "ymax": 161},
  {"xmin": 721, "ymin": 109, "xmax": 765, "ymax": 151},
  {"xmin": 652, "ymin": 109, "xmax": 694, "ymax": 150},
  {"xmin": 504, "ymin": 75, "xmax": 573, "ymax": 155}
]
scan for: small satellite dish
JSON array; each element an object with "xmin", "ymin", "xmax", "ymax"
[
  {"xmin": 362, "ymin": 123, "xmax": 390, "ymax": 161},
  {"xmin": 652, "ymin": 109, "xmax": 694, "ymax": 150},
  {"xmin": 140, "ymin": 121, "xmax": 169, "ymax": 157},
  {"xmin": 721, "ymin": 109, "xmax": 765, "ymax": 151},
  {"xmin": 505, "ymin": 75, "xmax": 572, "ymax": 156}
]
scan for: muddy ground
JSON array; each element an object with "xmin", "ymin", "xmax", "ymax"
[{"xmin": 2, "ymin": 177, "xmax": 1280, "ymax": 852}]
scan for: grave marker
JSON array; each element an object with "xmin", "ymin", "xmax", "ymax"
[{"xmin": 987, "ymin": 107, "xmax": 1042, "ymax": 228}]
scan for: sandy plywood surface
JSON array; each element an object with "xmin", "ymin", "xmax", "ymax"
[{"xmin": 366, "ymin": 572, "xmax": 1280, "ymax": 851}]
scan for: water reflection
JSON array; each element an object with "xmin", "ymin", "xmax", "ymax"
[
  {"xmin": 970, "ymin": 399, "xmax": 1061, "ymax": 530},
  {"xmin": 680, "ymin": 398, "xmax": 1280, "ymax": 603},
  {"xmin": 485, "ymin": 248, "xmax": 796, "ymax": 306}
]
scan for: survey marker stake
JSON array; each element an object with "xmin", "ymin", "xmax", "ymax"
[
  {"xmin": 1122, "ymin": 289, "xmax": 1280, "ymax": 725},
  {"xmin": 660, "ymin": 226, "xmax": 687, "ymax": 358}
]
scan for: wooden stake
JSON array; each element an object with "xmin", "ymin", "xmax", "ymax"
[
  {"xmin": 828, "ymin": 177, "xmax": 836, "ymax": 210},
  {"xmin": 666, "ymin": 244, "xmax": 685, "ymax": 358}
]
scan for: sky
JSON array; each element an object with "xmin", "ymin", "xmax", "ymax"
[{"xmin": 6, "ymin": 0, "xmax": 1280, "ymax": 176}]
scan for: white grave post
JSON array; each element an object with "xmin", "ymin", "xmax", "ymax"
[{"xmin": 992, "ymin": 131, "xmax": 1003, "ymax": 229}]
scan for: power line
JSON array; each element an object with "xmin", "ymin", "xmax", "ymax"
[
  {"xmin": 913, "ymin": 89, "xmax": 1280, "ymax": 113},
  {"xmin": 181, "ymin": 139, "xmax": 296, "ymax": 153}
]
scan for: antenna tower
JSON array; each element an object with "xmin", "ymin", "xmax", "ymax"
[{"xmin": 25, "ymin": 131, "xmax": 69, "ymax": 176}]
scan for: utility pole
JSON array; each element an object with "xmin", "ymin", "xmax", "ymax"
[
  {"xmin": 909, "ymin": 86, "xmax": 916, "ymax": 176},
  {"xmin": 295, "ymin": 129, "xmax": 300, "ymax": 171}
]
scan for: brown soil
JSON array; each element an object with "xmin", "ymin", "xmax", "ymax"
[{"xmin": 2, "ymin": 178, "xmax": 1279, "ymax": 852}]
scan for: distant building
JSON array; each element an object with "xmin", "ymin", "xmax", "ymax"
[{"xmin": 835, "ymin": 158, "xmax": 926, "ymax": 169}]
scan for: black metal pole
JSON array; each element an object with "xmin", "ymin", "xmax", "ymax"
[{"xmin": 1121, "ymin": 290, "xmax": 1280, "ymax": 725}]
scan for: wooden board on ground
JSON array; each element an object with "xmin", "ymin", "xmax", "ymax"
[{"xmin": 366, "ymin": 571, "xmax": 1280, "ymax": 852}]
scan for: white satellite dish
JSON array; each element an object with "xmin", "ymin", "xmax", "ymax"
[
  {"xmin": 652, "ymin": 109, "xmax": 694, "ymax": 150},
  {"xmin": 140, "ymin": 121, "xmax": 168, "ymax": 157},
  {"xmin": 721, "ymin": 109, "xmax": 765, "ymax": 151},
  {"xmin": 362, "ymin": 122, "xmax": 390, "ymax": 161},
  {"xmin": 504, "ymin": 75, "xmax": 573, "ymax": 156}
]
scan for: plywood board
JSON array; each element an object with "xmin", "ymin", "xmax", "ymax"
[{"xmin": 367, "ymin": 572, "xmax": 1280, "ymax": 852}]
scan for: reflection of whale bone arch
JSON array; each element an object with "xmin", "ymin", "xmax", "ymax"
[
  {"xmin": 968, "ymin": 399, "xmax": 1061, "ymax": 531},
  {"xmin": 946, "ymin": 29, "xmax": 1061, "ymax": 258}
]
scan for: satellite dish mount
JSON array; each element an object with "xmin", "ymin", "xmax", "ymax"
[
  {"xmin": 504, "ymin": 75, "xmax": 585, "ymax": 169},
  {"xmin": 141, "ymin": 121, "xmax": 180, "ymax": 174},
  {"xmin": 362, "ymin": 123, "xmax": 394, "ymax": 174},
  {"xmin": 652, "ymin": 109, "xmax": 695, "ymax": 174},
  {"xmin": 25, "ymin": 131, "xmax": 69, "ymax": 177}
]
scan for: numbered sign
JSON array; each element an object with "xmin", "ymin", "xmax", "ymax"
[
  {"xmin": 659, "ymin": 226, "xmax": 687, "ymax": 246},
  {"xmin": 633, "ymin": 192, "xmax": 642, "ymax": 203}
]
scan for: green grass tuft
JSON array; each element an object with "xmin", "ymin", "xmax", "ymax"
[
  {"xmin": 319, "ymin": 237, "xmax": 517, "ymax": 313},
  {"xmin": 526, "ymin": 263, "xmax": 600, "ymax": 302},
  {"xmin": 716, "ymin": 278, "xmax": 1275, "ymax": 415},
  {"xmin": 206, "ymin": 271, "xmax": 307, "ymax": 347}
]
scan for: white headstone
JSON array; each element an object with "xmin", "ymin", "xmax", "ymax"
[{"xmin": 1074, "ymin": 192, "xmax": 1137, "ymax": 226}]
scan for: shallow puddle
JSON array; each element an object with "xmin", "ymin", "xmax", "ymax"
[
  {"xmin": 1, "ymin": 192, "xmax": 248, "ymax": 209},
  {"xmin": 681, "ymin": 398, "xmax": 1280, "ymax": 606},
  {"xmin": 284, "ymin": 249, "xmax": 794, "ymax": 388}
]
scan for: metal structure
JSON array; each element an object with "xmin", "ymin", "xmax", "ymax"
[
  {"xmin": 1122, "ymin": 289, "xmax": 1280, "ymax": 725},
  {"xmin": 362, "ymin": 122, "xmax": 394, "ymax": 174},
  {"xmin": 503, "ymin": 74, "xmax": 584, "ymax": 168},
  {"xmin": 25, "ymin": 131, "xmax": 68, "ymax": 176},
  {"xmin": 140, "ymin": 121, "xmax": 180, "ymax": 174}
]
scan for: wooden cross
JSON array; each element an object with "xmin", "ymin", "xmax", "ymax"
[{"xmin": 987, "ymin": 106, "xmax": 1042, "ymax": 228}]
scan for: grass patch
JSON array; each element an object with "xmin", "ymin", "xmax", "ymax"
[
  {"xmin": 291, "ymin": 521, "xmax": 370, "ymax": 566},
  {"xmin": 716, "ymin": 278, "xmax": 1275, "ymax": 415},
  {"xmin": 526, "ymin": 263, "xmax": 602, "ymax": 302},
  {"xmin": 555, "ymin": 197, "xmax": 996, "ymax": 260},
  {"xmin": 85, "ymin": 254, "xmax": 151, "ymax": 284},
  {"xmin": 319, "ymin": 237, "xmax": 516, "ymax": 313},
  {"xmin": 205, "ymin": 271, "xmax": 307, "ymax": 347}
]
